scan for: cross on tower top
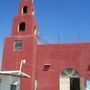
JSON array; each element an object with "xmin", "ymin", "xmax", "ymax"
[{"xmin": 22, "ymin": 0, "xmax": 33, "ymax": 2}]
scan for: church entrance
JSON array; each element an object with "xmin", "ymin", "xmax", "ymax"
[{"xmin": 60, "ymin": 68, "xmax": 80, "ymax": 90}]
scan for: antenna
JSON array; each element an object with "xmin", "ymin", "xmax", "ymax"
[
  {"xmin": 77, "ymin": 32, "xmax": 80, "ymax": 42},
  {"xmin": 32, "ymin": 0, "xmax": 34, "ymax": 2},
  {"xmin": 58, "ymin": 33, "xmax": 60, "ymax": 43}
]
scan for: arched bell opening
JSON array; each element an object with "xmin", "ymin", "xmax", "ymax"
[
  {"xmin": 18, "ymin": 22, "xmax": 26, "ymax": 32},
  {"xmin": 22, "ymin": 6, "xmax": 28, "ymax": 14}
]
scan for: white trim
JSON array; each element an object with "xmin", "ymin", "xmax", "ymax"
[
  {"xmin": 34, "ymin": 80, "xmax": 38, "ymax": 90},
  {"xmin": 0, "ymin": 70, "xmax": 30, "ymax": 78},
  {"xmin": 12, "ymin": 81, "xmax": 20, "ymax": 85}
]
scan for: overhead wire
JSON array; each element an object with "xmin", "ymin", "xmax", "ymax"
[{"xmin": 36, "ymin": 32, "xmax": 58, "ymax": 44}]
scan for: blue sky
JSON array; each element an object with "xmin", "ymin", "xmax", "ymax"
[{"xmin": 0, "ymin": 0, "xmax": 90, "ymax": 65}]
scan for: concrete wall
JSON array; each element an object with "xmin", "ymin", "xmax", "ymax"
[{"xmin": 0, "ymin": 75, "xmax": 20, "ymax": 90}]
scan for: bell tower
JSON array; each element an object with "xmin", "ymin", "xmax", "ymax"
[
  {"xmin": 12, "ymin": 0, "xmax": 37, "ymax": 36},
  {"xmin": 2, "ymin": 0, "xmax": 38, "ymax": 90}
]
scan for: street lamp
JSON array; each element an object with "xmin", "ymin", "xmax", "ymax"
[{"xmin": 19, "ymin": 59, "xmax": 26, "ymax": 73}]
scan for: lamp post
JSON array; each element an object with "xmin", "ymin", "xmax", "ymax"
[
  {"xmin": 19, "ymin": 59, "xmax": 26, "ymax": 73},
  {"xmin": 19, "ymin": 59, "xmax": 26, "ymax": 90}
]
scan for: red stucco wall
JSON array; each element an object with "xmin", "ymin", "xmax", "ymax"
[
  {"xmin": 2, "ymin": 36, "xmax": 37, "ymax": 90},
  {"xmin": 37, "ymin": 43, "xmax": 90, "ymax": 90}
]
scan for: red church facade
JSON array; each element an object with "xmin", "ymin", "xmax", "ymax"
[{"xmin": 1, "ymin": 0, "xmax": 90, "ymax": 90}]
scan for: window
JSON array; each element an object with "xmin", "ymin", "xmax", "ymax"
[
  {"xmin": 86, "ymin": 80, "xmax": 90, "ymax": 89},
  {"xmin": 14, "ymin": 40, "xmax": 23, "ymax": 51},
  {"xmin": 0, "ymin": 79, "xmax": 1, "ymax": 83},
  {"xmin": 43, "ymin": 64, "xmax": 51, "ymax": 71},
  {"xmin": 87, "ymin": 64, "xmax": 90, "ymax": 71},
  {"xmin": 19, "ymin": 22, "xmax": 25, "ymax": 32},
  {"xmin": 10, "ymin": 85, "xmax": 16, "ymax": 90},
  {"xmin": 23, "ymin": 6, "xmax": 27, "ymax": 14},
  {"xmin": 61, "ymin": 68, "xmax": 80, "ymax": 77},
  {"xmin": 11, "ymin": 81, "xmax": 20, "ymax": 90},
  {"xmin": 0, "ymin": 79, "xmax": 1, "ymax": 88}
]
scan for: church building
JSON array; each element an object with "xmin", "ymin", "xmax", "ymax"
[{"xmin": 1, "ymin": 0, "xmax": 90, "ymax": 90}]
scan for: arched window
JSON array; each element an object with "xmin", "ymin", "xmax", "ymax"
[
  {"xmin": 23, "ymin": 6, "xmax": 27, "ymax": 14},
  {"xmin": 19, "ymin": 22, "xmax": 25, "ymax": 32},
  {"xmin": 60, "ymin": 68, "xmax": 80, "ymax": 90},
  {"xmin": 61, "ymin": 68, "xmax": 80, "ymax": 77}
]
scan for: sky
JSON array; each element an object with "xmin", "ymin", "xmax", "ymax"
[{"xmin": 0, "ymin": 0, "xmax": 90, "ymax": 65}]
